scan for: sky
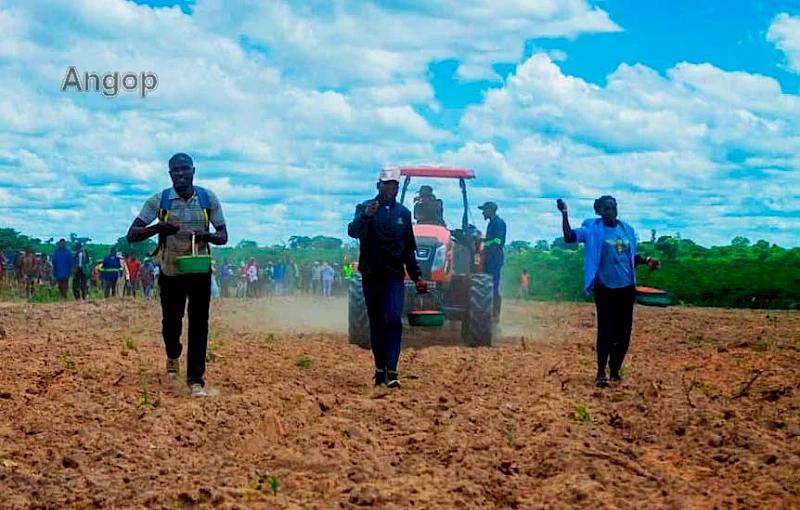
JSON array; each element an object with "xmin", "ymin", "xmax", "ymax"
[{"xmin": 1, "ymin": 0, "xmax": 800, "ymax": 248}]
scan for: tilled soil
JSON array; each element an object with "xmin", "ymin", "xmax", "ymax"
[{"xmin": 0, "ymin": 297, "xmax": 798, "ymax": 510}]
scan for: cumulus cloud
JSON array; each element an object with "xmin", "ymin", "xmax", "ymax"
[
  {"xmin": 0, "ymin": 0, "xmax": 798, "ymax": 248},
  {"xmin": 459, "ymin": 53, "xmax": 800, "ymax": 245},
  {"xmin": 767, "ymin": 13, "xmax": 800, "ymax": 73}
]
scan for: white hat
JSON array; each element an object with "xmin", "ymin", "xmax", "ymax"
[{"xmin": 379, "ymin": 167, "xmax": 401, "ymax": 182}]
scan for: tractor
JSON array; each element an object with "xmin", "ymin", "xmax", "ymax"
[{"xmin": 348, "ymin": 166, "xmax": 497, "ymax": 348}]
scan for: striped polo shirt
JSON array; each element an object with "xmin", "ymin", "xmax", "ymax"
[{"xmin": 137, "ymin": 187, "xmax": 225, "ymax": 276}]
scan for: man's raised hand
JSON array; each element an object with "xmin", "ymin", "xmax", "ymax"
[{"xmin": 364, "ymin": 200, "xmax": 380, "ymax": 217}]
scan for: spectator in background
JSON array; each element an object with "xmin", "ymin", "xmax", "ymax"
[
  {"xmin": 321, "ymin": 261, "xmax": 334, "ymax": 298},
  {"xmin": 220, "ymin": 258, "xmax": 232, "ymax": 298},
  {"xmin": 91, "ymin": 261, "xmax": 101, "ymax": 291},
  {"xmin": 517, "ymin": 270, "xmax": 530, "ymax": 302},
  {"xmin": 52, "ymin": 239, "xmax": 73, "ymax": 300},
  {"xmin": 100, "ymin": 247, "xmax": 122, "ymax": 298},
  {"xmin": 141, "ymin": 258, "xmax": 155, "ymax": 298},
  {"xmin": 126, "ymin": 254, "xmax": 141, "ymax": 298},
  {"xmin": 73, "ymin": 243, "xmax": 89, "ymax": 301},
  {"xmin": 246, "ymin": 258, "xmax": 258, "ymax": 298},
  {"xmin": 312, "ymin": 261, "xmax": 322, "ymax": 296},
  {"xmin": 21, "ymin": 248, "xmax": 38, "ymax": 298}
]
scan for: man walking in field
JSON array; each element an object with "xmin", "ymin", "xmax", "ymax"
[
  {"xmin": 127, "ymin": 153, "xmax": 227, "ymax": 398},
  {"xmin": 348, "ymin": 167, "xmax": 428, "ymax": 388}
]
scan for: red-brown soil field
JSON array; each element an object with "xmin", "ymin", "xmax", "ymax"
[{"xmin": 0, "ymin": 296, "xmax": 798, "ymax": 510}]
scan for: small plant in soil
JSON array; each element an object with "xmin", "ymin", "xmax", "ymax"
[
  {"xmin": 752, "ymin": 340, "xmax": 769, "ymax": 353},
  {"xmin": 138, "ymin": 388, "xmax": 151, "ymax": 407},
  {"xmin": 255, "ymin": 472, "xmax": 279, "ymax": 496},
  {"xmin": 125, "ymin": 337, "xmax": 138, "ymax": 352},
  {"xmin": 296, "ymin": 356, "xmax": 311, "ymax": 369},
  {"xmin": 61, "ymin": 355, "xmax": 75, "ymax": 371},
  {"xmin": 206, "ymin": 340, "xmax": 221, "ymax": 364},
  {"xmin": 574, "ymin": 405, "xmax": 591, "ymax": 423},
  {"xmin": 264, "ymin": 333, "xmax": 276, "ymax": 343},
  {"xmin": 505, "ymin": 422, "xmax": 516, "ymax": 446},
  {"xmin": 619, "ymin": 367, "xmax": 629, "ymax": 378}
]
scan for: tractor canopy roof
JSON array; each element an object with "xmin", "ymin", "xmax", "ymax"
[{"xmin": 399, "ymin": 166, "xmax": 474, "ymax": 179}]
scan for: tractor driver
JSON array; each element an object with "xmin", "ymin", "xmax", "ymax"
[
  {"xmin": 479, "ymin": 201, "xmax": 506, "ymax": 318},
  {"xmin": 413, "ymin": 185, "xmax": 445, "ymax": 226}
]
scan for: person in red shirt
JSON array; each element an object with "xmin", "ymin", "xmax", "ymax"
[{"xmin": 126, "ymin": 255, "xmax": 142, "ymax": 298}]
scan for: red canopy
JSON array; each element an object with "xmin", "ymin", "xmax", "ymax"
[{"xmin": 399, "ymin": 166, "xmax": 475, "ymax": 179}]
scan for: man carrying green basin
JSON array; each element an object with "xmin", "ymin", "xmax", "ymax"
[{"xmin": 126, "ymin": 153, "xmax": 228, "ymax": 397}]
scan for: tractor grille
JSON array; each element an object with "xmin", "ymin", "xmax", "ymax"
[{"xmin": 414, "ymin": 237, "xmax": 440, "ymax": 280}]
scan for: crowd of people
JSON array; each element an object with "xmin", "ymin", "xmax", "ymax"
[
  {"xmin": 0, "ymin": 242, "xmax": 355, "ymax": 303},
  {"xmin": 216, "ymin": 258, "xmax": 354, "ymax": 299}
]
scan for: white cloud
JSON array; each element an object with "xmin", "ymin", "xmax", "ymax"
[
  {"xmin": 192, "ymin": 0, "xmax": 620, "ymax": 86},
  {"xmin": 0, "ymin": 0, "xmax": 798, "ymax": 250},
  {"xmin": 459, "ymin": 53, "xmax": 800, "ymax": 246},
  {"xmin": 767, "ymin": 13, "xmax": 800, "ymax": 73}
]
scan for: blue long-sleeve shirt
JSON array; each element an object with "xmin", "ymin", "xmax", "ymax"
[
  {"xmin": 52, "ymin": 247, "xmax": 73, "ymax": 280},
  {"xmin": 572, "ymin": 218, "xmax": 638, "ymax": 295}
]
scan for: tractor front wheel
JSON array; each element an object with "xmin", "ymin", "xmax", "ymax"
[{"xmin": 461, "ymin": 273, "xmax": 494, "ymax": 347}]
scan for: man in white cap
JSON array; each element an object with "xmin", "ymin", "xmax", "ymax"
[{"xmin": 347, "ymin": 167, "xmax": 428, "ymax": 388}]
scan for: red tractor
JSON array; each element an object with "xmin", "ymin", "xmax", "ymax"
[{"xmin": 348, "ymin": 166, "xmax": 497, "ymax": 348}]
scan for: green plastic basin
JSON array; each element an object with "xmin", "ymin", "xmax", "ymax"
[
  {"xmin": 176, "ymin": 254, "xmax": 212, "ymax": 274},
  {"xmin": 408, "ymin": 310, "xmax": 445, "ymax": 327}
]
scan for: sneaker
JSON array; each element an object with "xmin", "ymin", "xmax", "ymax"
[
  {"xmin": 190, "ymin": 383, "xmax": 208, "ymax": 397},
  {"xmin": 609, "ymin": 371, "xmax": 622, "ymax": 383},
  {"xmin": 166, "ymin": 358, "xmax": 180, "ymax": 375},
  {"xmin": 595, "ymin": 376, "xmax": 609, "ymax": 388},
  {"xmin": 386, "ymin": 371, "xmax": 400, "ymax": 389},
  {"xmin": 374, "ymin": 369, "xmax": 387, "ymax": 386}
]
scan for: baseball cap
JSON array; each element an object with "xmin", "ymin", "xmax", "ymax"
[
  {"xmin": 478, "ymin": 201, "xmax": 498, "ymax": 210},
  {"xmin": 168, "ymin": 153, "xmax": 193, "ymax": 169},
  {"xmin": 379, "ymin": 167, "xmax": 401, "ymax": 182}
]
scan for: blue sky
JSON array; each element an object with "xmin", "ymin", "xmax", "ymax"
[{"xmin": 1, "ymin": 0, "xmax": 799, "ymax": 248}]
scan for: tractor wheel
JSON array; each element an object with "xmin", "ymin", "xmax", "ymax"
[
  {"xmin": 461, "ymin": 273, "xmax": 494, "ymax": 347},
  {"xmin": 348, "ymin": 273, "xmax": 371, "ymax": 349}
]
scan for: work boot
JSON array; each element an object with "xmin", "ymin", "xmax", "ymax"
[{"xmin": 374, "ymin": 369, "xmax": 387, "ymax": 386}]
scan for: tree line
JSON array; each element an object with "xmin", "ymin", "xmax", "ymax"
[{"xmin": 1, "ymin": 227, "xmax": 797, "ymax": 309}]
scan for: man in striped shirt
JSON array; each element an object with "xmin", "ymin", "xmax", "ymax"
[{"xmin": 126, "ymin": 153, "xmax": 228, "ymax": 398}]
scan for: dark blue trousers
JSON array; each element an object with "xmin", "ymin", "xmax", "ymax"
[{"xmin": 362, "ymin": 277, "xmax": 405, "ymax": 372}]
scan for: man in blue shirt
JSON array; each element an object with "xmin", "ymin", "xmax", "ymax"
[
  {"xmin": 348, "ymin": 167, "xmax": 428, "ymax": 388},
  {"xmin": 479, "ymin": 201, "xmax": 506, "ymax": 318},
  {"xmin": 100, "ymin": 247, "xmax": 122, "ymax": 298},
  {"xmin": 557, "ymin": 196, "xmax": 660, "ymax": 388},
  {"xmin": 52, "ymin": 239, "xmax": 73, "ymax": 300}
]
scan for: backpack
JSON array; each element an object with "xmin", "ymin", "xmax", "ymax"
[{"xmin": 150, "ymin": 187, "xmax": 212, "ymax": 257}]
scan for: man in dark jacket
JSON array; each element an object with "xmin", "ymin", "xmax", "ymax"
[
  {"xmin": 73, "ymin": 243, "xmax": 89, "ymax": 301},
  {"xmin": 52, "ymin": 239, "xmax": 73, "ymax": 300},
  {"xmin": 348, "ymin": 167, "xmax": 428, "ymax": 388}
]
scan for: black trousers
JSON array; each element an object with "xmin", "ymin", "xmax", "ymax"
[
  {"xmin": 73, "ymin": 270, "xmax": 87, "ymax": 300},
  {"xmin": 593, "ymin": 283, "xmax": 636, "ymax": 377},
  {"xmin": 158, "ymin": 272, "xmax": 211, "ymax": 386}
]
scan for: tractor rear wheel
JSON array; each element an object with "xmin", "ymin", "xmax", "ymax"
[
  {"xmin": 348, "ymin": 272, "xmax": 371, "ymax": 349},
  {"xmin": 461, "ymin": 273, "xmax": 494, "ymax": 347}
]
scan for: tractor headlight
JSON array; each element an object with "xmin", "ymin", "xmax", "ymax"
[{"xmin": 432, "ymin": 244, "xmax": 446, "ymax": 271}]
